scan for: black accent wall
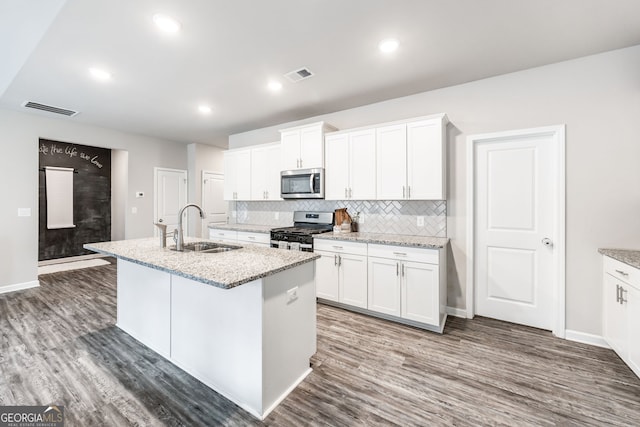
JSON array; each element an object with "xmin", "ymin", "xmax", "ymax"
[{"xmin": 38, "ymin": 139, "xmax": 111, "ymax": 261}]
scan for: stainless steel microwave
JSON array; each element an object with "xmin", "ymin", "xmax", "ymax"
[{"xmin": 280, "ymin": 168, "xmax": 324, "ymax": 199}]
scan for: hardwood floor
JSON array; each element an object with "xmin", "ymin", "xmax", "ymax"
[{"xmin": 1, "ymin": 261, "xmax": 639, "ymax": 426}]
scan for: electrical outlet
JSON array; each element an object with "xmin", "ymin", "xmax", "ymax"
[
  {"xmin": 274, "ymin": 212, "xmax": 279, "ymax": 220},
  {"xmin": 131, "ymin": 207, "xmax": 137, "ymax": 214},
  {"xmin": 417, "ymin": 216, "xmax": 425, "ymax": 227},
  {"xmin": 17, "ymin": 208, "xmax": 31, "ymax": 217},
  {"xmin": 358, "ymin": 213, "xmax": 364, "ymax": 224},
  {"xmin": 286, "ymin": 286, "xmax": 299, "ymax": 304}
]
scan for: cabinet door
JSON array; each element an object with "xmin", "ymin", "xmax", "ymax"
[
  {"xmin": 250, "ymin": 146, "xmax": 268, "ymax": 200},
  {"xmin": 325, "ymin": 133, "xmax": 350, "ymax": 200},
  {"xmin": 339, "ymin": 253, "xmax": 368, "ymax": 308},
  {"xmin": 368, "ymin": 257, "xmax": 401, "ymax": 316},
  {"xmin": 627, "ymin": 284, "xmax": 640, "ymax": 377},
  {"xmin": 349, "ymin": 129, "xmax": 376, "ymax": 200},
  {"xmin": 300, "ymin": 126, "xmax": 323, "ymax": 169},
  {"xmin": 603, "ymin": 273, "xmax": 627, "ymax": 357},
  {"xmin": 316, "ymin": 251, "xmax": 339, "ymax": 301},
  {"xmin": 281, "ymin": 130, "xmax": 300, "ymax": 170},
  {"xmin": 235, "ymin": 149, "xmax": 252, "ymax": 200},
  {"xmin": 376, "ymin": 124, "xmax": 407, "ymax": 199},
  {"xmin": 407, "ymin": 119, "xmax": 444, "ymax": 200},
  {"xmin": 223, "ymin": 151, "xmax": 237, "ymax": 201},
  {"xmin": 265, "ymin": 144, "xmax": 282, "ymax": 200},
  {"xmin": 401, "ymin": 261, "xmax": 439, "ymax": 326}
]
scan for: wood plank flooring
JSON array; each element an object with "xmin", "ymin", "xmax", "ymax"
[{"xmin": 1, "ymin": 261, "xmax": 639, "ymax": 426}]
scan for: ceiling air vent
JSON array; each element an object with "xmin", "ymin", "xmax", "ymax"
[
  {"xmin": 22, "ymin": 101, "xmax": 79, "ymax": 117},
  {"xmin": 284, "ymin": 67, "xmax": 314, "ymax": 83}
]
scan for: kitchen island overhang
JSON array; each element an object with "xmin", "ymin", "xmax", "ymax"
[{"xmin": 84, "ymin": 238, "xmax": 319, "ymax": 420}]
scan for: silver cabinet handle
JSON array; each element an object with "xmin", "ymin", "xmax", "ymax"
[
  {"xmin": 248, "ymin": 236, "xmax": 255, "ymax": 240},
  {"xmin": 338, "ymin": 255, "xmax": 342, "ymax": 267},
  {"xmin": 407, "ymin": 186, "xmax": 411, "ymax": 198},
  {"xmin": 393, "ymin": 252, "xmax": 407, "ymax": 257},
  {"xmin": 615, "ymin": 269, "xmax": 629, "ymax": 276},
  {"xmin": 402, "ymin": 263, "xmax": 405, "ymax": 277},
  {"xmin": 349, "ymin": 188, "xmax": 352, "ymax": 198},
  {"xmin": 396, "ymin": 262, "xmax": 399, "ymax": 276},
  {"xmin": 344, "ymin": 188, "xmax": 348, "ymax": 198},
  {"xmin": 299, "ymin": 158, "xmax": 302, "ymax": 168},
  {"xmin": 403, "ymin": 186, "xmax": 406, "ymax": 198},
  {"xmin": 616, "ymin": 284, "xmax": 621, "ymax": 303},
  {"xmin": 332, "ymin": 246, "xmax": 343, "ymax": 250},
  {"xmin": 266, "ymin": 190, "xmax": 269, "ymax": 199},
  {"xmin": 621, "ymin": 287, "xmax": 628, "ymax": 304},
  {"xmin": 334, "ymin": 254, "xmax": 337, "ymax": 266}
]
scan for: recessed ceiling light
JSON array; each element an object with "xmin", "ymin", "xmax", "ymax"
[
  {"xmin": 153, "ymin": 13, "xmax": 181, "ymax": 33},
  {"xmin": 267, "ymin": 81, "xmax": 283, "ymax": 92},
  {"xmin": 378, "ymin": 38, "xmax": 399, "ymax": 54},
  {"xmin": 198, "ymin": 105, "xmax": 212, "ymax": 114},
  {"xmin": 89, "ymin": 67, "xmax": 112, "ymax": 81}
]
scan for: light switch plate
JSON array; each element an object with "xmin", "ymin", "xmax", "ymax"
[
  {"xmin": 18, "ymin": 208, "xmax": 31, "ymax": 217},
  {"xmin": 286, "ymin": 286, "xmax": 299, "ymax": 304},
  {"xmin": 131, "ymin": 207, "xmax": 138, "ymax": 214},
  {"xmin": 417, "ymin": 216, "xmax": 425, "ymax": 227}
]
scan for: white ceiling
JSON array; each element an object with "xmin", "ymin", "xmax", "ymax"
[{"xmin": 2, "ymin": 0, "xmax": 640, "ymax": 148}]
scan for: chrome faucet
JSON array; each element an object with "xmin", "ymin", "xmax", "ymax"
[{"xmin": 175, "ymin": 203, "xmax": 206, "ymax": 251}]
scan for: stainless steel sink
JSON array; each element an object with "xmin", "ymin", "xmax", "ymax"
[{"xmin": 171, "ymin": 241, "xmax": 242, "ymax": 253}]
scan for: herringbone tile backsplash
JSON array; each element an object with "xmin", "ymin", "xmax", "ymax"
[{"xmin": 230, "ymin": 200, "xmax": 446, "ymax": 237}]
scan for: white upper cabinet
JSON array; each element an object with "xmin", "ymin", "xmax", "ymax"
[
  {"xmin": 223, "ymin": 149, "xmax": 251, "ymax": 201},
  {"xmin": 407, "ymin": 118, "xmax": 446, "ymax": 200},
  {"xmin": 280, "ymin": 122, "xmax": 336, "ymax": 170},
  {"xmin": 325, "ymin": 129, "xmax": 376, "ymax": 200},
  {"xmin": 250, "ymin": 143, "xmax": 281, "ymax": 201},
  {"xmin": 376, "ymin": 124, "xmax": 407, "ymax": 199},
  {"xmin": 376, "ymin": 114, "xmax": 448, "ymax": 200}
]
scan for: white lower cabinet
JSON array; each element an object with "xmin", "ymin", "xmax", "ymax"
[
  {"xmin": 209, "ymin": 228, "xmax": 269, "ymax": 247},
  {"xmin": 602, "ymin": 255, "xmax": 640, "ymax": 378},
  {"xmin": 368, "ymin": 244, "xmax": 441, "ymax": 328},
  {"xmin": 315, "ymin": 240, "xmax": 367, "ymax": 308},
  {"xmin": 316, "ymin": 238, "xmax": 447, "ymax": 333}
]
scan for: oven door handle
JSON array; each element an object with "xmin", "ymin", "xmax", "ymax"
[{"xmin": 309, "ymin": 173, "xmax": 315, "ymax": 194}]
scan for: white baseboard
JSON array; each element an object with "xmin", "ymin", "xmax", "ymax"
[
  {"xmin": 565, "ymin": 329, "xmax": 610, "ymax": 349},
  {"xmin": 0, "ymin": 280, "xmax": 40, "ymax": 295},
  {"xmin": 446, "ymin": 306, "xmax": 467, "ymax": 318}
]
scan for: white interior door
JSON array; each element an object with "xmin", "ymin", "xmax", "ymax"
[
  {"xmin": 202, "ymin": 171, "xmax": 226, "ymax": 236},
  {"xmin": 472, "ymin": 127, "xmax": 564, "ymax": 331},
  {"xmin": 155, "ymin": 167, "xmax": 187, "ymax": 236}
]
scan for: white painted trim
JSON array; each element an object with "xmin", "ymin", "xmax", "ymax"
[
  {"xmin": 0, "ymin": 280, "xmax": 39, "ymax": 295},
  {"xmin": 466, "ymin": 125, "xmax": 566, "ymax": 335},
  {"xmin": 446, "ymin": 306, "xmax": 467, "ymax": 318},
  {"xmin": 565, "ymin": 330, "xmax": 610, "ymax": 349}
]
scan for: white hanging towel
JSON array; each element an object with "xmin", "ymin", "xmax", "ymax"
[{"xmin": 45, "ymin": 166, "xmax": 76, "ymax": 229}]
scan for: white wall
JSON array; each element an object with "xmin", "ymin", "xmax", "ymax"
[
  {"xmin": 229, "ymin": 45, "xmax": 640, "ymax": 336},
  {"xmin": 0, "ymin": 108, "xmax": 187, "ymax": 290},
  {"xmin": 187, "ymin": 143, "xmax": 224, "ymax": 237}
]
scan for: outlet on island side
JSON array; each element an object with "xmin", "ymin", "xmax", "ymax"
[
  {"xmin": 417, "ymin": 216, "xmax": 425, "ymax": 227},
  {"xmin": 286, "ymin": 286, "xmax": 298, "ymax": 304}
]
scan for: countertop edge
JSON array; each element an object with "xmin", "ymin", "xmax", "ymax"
[
  {"xmin": 598, "ymin": 248, "xmax": 640, "ymax": 270},
  {"xmin": 84, "ymin": 243, "xmax": 320, "ymax": 289},
  {"xmin": 314, "ymin": 233, "xmax": 449, "ymax": 249}
]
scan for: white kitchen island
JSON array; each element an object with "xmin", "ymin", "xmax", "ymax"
[{"xmin": 84, "ymin": 238, "xmax": 318, "ymax": 420}]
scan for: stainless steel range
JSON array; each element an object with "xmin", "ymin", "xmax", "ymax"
[{"xmin": 270, "ymin": 211, "xmax": 334, "ymax": 252}]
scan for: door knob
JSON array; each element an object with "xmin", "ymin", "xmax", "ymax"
[
  {"xmin": 541, "ymin": 237, "xmax": 553, "ymax": 247},
  {"xmin": 158, "ymin": 218, "xmax": 163, "ymax": 223}
]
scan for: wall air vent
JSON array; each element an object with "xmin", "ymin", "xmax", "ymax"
[
  {"xmin": 22, "ymin": 101, "xmax": 79, "ymax": 117},
  {"xmin": 284, "ymin": 67, "xmax": 314, "ymax": 83}
]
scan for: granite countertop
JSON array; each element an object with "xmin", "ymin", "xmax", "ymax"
[
  {"xmin": 315, "ymin": 232, "xmax": 449, "ymax": 249},
  {"xmin": 84, "ymin": 237, "xmax": 319, "ymax": 289},
  {"xmin": 598, "ymin": 248, "xmax": 640, "ymax": 270},
  {"xmin": 208, "ymin": 223, "xmax": 274, "ymax": 233}
]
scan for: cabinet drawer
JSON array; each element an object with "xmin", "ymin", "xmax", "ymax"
[
  {"xmin": 314, "ymin": 239, "xmax": 367, "ymax": 255},
  {"xmin": 209, "ymin": 229, "xmax": 237, "ymax": 241},
  {"xmin": 368, "ymin": 243, "xmax": 439, "ymax": 264},
  {"xmin": 604, "ymin": 256, "xmax": 640, "ymax": 289},
  {"xmin": 236, "ymin": 231, "xmax": 270, "ymax": 245}
]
